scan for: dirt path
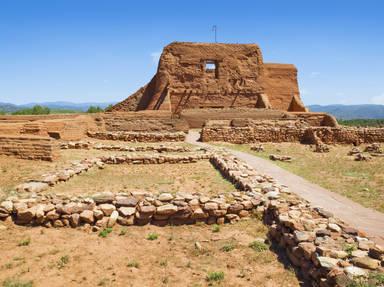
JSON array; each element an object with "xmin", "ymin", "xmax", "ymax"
[{"xmin": 186, "ymin": 130, "xmax": 384, "ymax": 245}]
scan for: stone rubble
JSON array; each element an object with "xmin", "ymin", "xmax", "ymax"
[{"xmin": 269, "ymin": 154, "xmax": 293, "ymax": 162}]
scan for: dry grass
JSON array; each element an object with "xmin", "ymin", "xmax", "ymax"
[
  {"xmin": 215, "ymin": 142, "xmax": 384, "ymax": 213},
  {"xmin": 0, "ymin": 219, "xmax": 300, "ymax": 287},
  {"xmin": 48, "ymin": 161, "xmax": 236, "ymax": 197}
]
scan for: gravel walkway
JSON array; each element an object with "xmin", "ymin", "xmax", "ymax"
[{"xmin": 186, "ymin": 130, "xmax": 384, "ymax": 245}]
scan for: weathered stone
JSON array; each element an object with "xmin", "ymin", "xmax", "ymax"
[
  {"xmin": 344, "ymin": 266, "xmax": 368, "ymax": 277},
  {"xmin": 118, "ymin": 207, "xmax": 136, "ymax": 217},
  {"xmin": 69, "ymin": 213, "xmax": 80, "ymax": 227},
  {"xmin": 203, "ymin": 202, "xmax": 218, "ymax": 211},
  {"xmin": 294, "ymin": 231, "xmax": 315, "ymax": 242},
  {"xmin": 298, "ymin": 242, "xmax": 316, "ymax": 260},
  {"xmin": 327, "ymin": 223, "xmax": 341, "ymax": 233},
  {"xmin": 115, "ymin": 196, "xmax": 138, "ymax": 207},
  {"xmin": 117, "ymin": 215, "xmax": 135, "ymax": 226},
  {"xmin": 16, "ymin": 208, "xmax": 35, "ymax": 224},
  {"xmin": 0, "ymin": 201, "xmax": 13, "ymax": 213},
  {"xmin": 99, "ymin": 204, "xmax": 116, "ymax": 216},
  {"xmin": 191, "ymin": 208, "xmax": 207, "ymax": 219},
  {"xmin": 92, "ymin": 192, "xmax": 114, "ymax": 204},
  {"xmin": 16, "ymin": 182, "xmax": 49, "ymax": 193},
  {"xmin": 158, "ymin": 193, "xmax": 173, "ymax": 202},
  {"xmin": 369, "ymin": 244, "xmax": 384, "ymax": 260},
  {"xmin": 107, "ymin": 210, "xmax": 118, "ymax": 227},
  {"xmin": 156, "ymin": 204, "xmax": 178, "ymax": 216},
  {"xmin": 93, "ymin": 209, "xmax": 104, "ymax": 220},
  {"xmin": 351, "ymin": 257, "xmax": 380, "ymax": 270},
  {"xmin": 228, "ymin": 203, "xmax": 243, "ymax": 214},
  {"xmin": 46, "ymin": 210, "xmax": 60, "ymax": 221},
  {"xmin": 80, "ymin": 210, "xmax": 94, "ymax": 224},
  {"xmin": 316, "ymin": 256, "xmax": 339, "ymax": 269}
]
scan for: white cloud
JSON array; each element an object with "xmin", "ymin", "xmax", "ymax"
[
  {"xmin": 370, "ymin": 94, "xmax": 384, "ymax": 105},
  {"xmin": 150, "ymin": 51, "xmax": 161, "ymax": 64},
  {"xmin": 309, "ymin": 71, "xmax": 320, "ymax": 78}
]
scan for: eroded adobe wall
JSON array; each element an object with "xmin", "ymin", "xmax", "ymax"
[
  {"xmin": 109, "ymin": 42, "xmax": 306, "ymax": 113},
  {"xmin": 263, "ymin": 63, "xmax": 305, "ymax": 111},
  {"xmin": 0, "ymin": 135, "xmax": 58, "ymax": 161},
  {"xmin": 0, "ymin": 114, "xmax": 97, "ymax": 140}
]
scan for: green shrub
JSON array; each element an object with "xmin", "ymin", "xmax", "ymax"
[
  {"xmin": 99, "ymin": 227, "xmax": 113, "ymax": 238},
  {"xmin": 206, "ymin": 271, "xmax": 224, "ymax": 282},
  {"xmin": 221, "ymin": 243, "xmax": 235, "ymax": 252},
  {"xmin": 86, "ymin": 106, "xmax": 104, "ymax": 113},
  {"xmin": 127, "ymin": 260, "xmax": 139, "ymax": 268},
  {"xmin": 12, "ymin": 105, "xmax": 50, "ymax": 115},
  {"xmin": 249, "ymin": 240, "xmax": 268, "ymax": 252},
  {"xmin": 2, "ymin": 278, "xmax": 33, "ymax": 287},
  {"xmin": 338, "ymin": 119, "xmax": 384, "ymax": 127},
  {"xmin": 211, "ymin": 224, "xmax": 220, "ymax": 233},
  {"xmin": 18, "ymin": 238, "xmax": 30, "ymax": 246},
  {"xmin": 146, "ymin": 233, "xmax": 158, "ymax": 240},
  {"xmin": 57, "ymin": 255, "xmax": 69, "ymax": 269}
]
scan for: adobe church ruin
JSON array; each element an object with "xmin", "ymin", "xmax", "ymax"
[{"xmin": 109, "ymin": 42, "xmax": 308, "ymax": 113}]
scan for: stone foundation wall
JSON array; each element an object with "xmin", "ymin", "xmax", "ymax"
[
  {"xmin": 0, "ymin": 135, "xmax": 58, "ymax": 161},
  {"xmin": 87, "ymin": 131, "xmax": 186, "ymax": 142},
  {"xmin": 201, "ymin": 120, "xmax": 384, "ymax": 144}
]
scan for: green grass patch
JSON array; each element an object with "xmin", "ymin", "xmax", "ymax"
[
  {"xmin": 206, "ymin": 271, "xmax": 224, "ymax": 282},
  {"xmin": 99, "ymin": 227, "xmax": 113, "ymax": 238},
  {"xmin": 146, "ymin": 233, "xmax": 159, "ymax": 240}
]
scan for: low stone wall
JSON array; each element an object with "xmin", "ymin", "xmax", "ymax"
[
  {"xmin": 99, "ymin": 153, "xmax": 211, "ymax": 165},
  {"xmin": 87, "ymin": 131, "xmax": 186, "ymax": 142},
  {"xmin": 210, "ymin": 153, "xmax": 384, "ymax": 285},
  {"xmin": 0, "ymin": 135, "xmax": 58, "ymax": 161},
  {"xmin": 201, "ymin": 120, "xmax": 384, "ymax": 144},
  {"xmin": 0, "ymin": 190, "xmax": 263, "ymax": 228},
  {"xmin": 201, "ymin": 126, "xmax": 305, "ymax": 143},
  {"xmin": 60, "ymin": 141, "xmax": 198, "ymax": 153},
  {"xmin": 303, "ymin": 127, "xmax": 384, "ymax": 145}
]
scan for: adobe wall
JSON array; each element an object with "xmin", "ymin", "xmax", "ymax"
[
  {"xmin": 201, "ymin": 120, "xmax": 384, "ymax": 144},
  {"xmin": 109, "ymin": 42, "xmax": 307, "ymax": 113},
  {"xmin": 0, "ymin": 135, "xmax": 58, "ymax": 161}
]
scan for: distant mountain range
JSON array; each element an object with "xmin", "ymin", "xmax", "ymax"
[
  {"xmin": 308, "ymin": 104, "xmax": 384, "ymax": 119},
  {"xmin": 1, "ymin": 102, "xmax": 383, "ymax": 119},
  {"xmin": 0, "ymin": 101, "xmax": 116, "ymax": 113}
]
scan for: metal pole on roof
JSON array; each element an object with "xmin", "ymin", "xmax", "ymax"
[{"xmin": 212, "ymin": 25, "xmax": 217, "ymax": 43}]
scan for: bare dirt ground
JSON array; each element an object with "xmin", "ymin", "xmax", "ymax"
[
  {"xmin": 213, "ymin": 142, "xmax": 384, "ymax": 213},
  {"xmin": 47, "ymin": 161, "xmax": 236, "ymax": 197},
  {"xmin": 0, "ymin": 219, "xmax": 300, "ymax": 287}
]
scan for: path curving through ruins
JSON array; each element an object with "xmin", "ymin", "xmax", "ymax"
[{"xmin": 186, "ymin": 130, "xmax": 384, "ymax": 245}]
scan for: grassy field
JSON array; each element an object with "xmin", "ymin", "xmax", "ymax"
[{"xmin": 214, "ymin": 142, "xmax": 384, "ymax": 213}]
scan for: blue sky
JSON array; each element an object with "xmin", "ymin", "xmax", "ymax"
[{"xmin": 0, "ymin": 0, "xmax": 383, "ymax": 105}]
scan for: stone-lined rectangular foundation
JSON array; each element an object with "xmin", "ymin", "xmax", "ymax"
[
  {"xmin": 1, "ymin": 150, "xmax": 383, "ymax": 286},
  {"xmin": 0, "ymin": 134, "xmax": 58, "ymax": 161}
]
